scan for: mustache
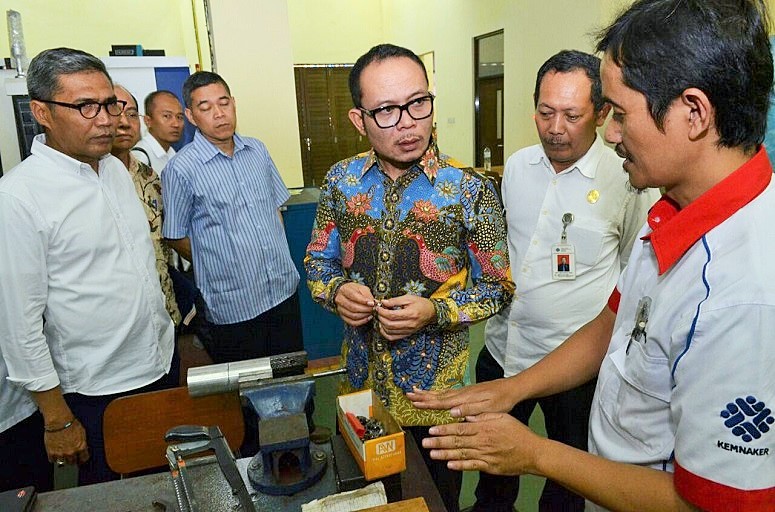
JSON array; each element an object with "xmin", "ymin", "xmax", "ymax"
[
  {"xmin": 396, "ymin": 134, "xmax": 422, "ymax": 144},
  {"xmin": 614, "ymin": 143, "xmax": 630, "ymax": 160},
  {"xmin": 541, "ymin": 136, "xmax": 568, "ymax": 146}
]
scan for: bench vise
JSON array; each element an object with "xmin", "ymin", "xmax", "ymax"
[{"xmin": 185, "ymin": 351, "xmax": 345, "ymax": 498}]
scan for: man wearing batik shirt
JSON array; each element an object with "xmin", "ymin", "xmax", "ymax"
[{"xmin": 304, "ymin": 44, "xmax": 514, "ymax": 512}]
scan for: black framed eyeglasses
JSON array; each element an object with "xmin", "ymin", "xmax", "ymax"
[
  {"xmin": 38, "ymin": 99, "xmax": 126, "ymax": 119},
  {"xmin": 359, "ymin": 94, "xmax": 434, "ymax": 129}
]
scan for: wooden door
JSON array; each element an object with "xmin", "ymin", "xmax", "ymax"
[
  {"xmin": 477, "ymin": 76, "xmax": 504, "ymax": 166},
  {"xmin": 295, "ymin": 66, "xmax": 370, "ymax": 187}
]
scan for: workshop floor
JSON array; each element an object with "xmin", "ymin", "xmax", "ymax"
[{"xmin": 55, "ymin": 325, "xmax": 547, "ymax": 511}]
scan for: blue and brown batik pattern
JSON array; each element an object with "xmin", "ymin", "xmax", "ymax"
[{"xmin": 304, "ymin": 141, "xmax": 514, "ymax": 426}]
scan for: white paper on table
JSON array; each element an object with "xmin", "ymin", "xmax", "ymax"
[{"xmin": 301, "ymin": 481, "xmax": 387, "ymax": 512}]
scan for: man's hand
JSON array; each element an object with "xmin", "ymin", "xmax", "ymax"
[
  {"xmin": 164, "ymin": 237, "xmax": 192, "ymax": 261},
  {"xmin": 32, "ymin": 387, "xmax": 90, "ymax": 466},
  {"xmin": 376, "ymin": 295, "xmax": 436, "ymax": 341},
  {"xmin": 335, "ymin": 282, "xmax": 376, "ymax": 327},
  {"xmin": 44, "ymin": 419, "xmax": 90, "ymax": 466},
  {"xmin": 422, "ymin": 412, "xmax": 544, "ymax": 474},
  {"xmin": 407, "ymin": 378, "xmax": 519, "ymax": 417}
]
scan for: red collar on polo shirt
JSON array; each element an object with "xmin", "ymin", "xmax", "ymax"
[{"xmin": 644, "ymin": 147, "xmax": 772, "ymax": 275}]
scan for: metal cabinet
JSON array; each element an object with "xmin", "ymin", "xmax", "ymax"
[{"xmin": 282, "ymin": 188, "xmax": 343, "ymax": 360}]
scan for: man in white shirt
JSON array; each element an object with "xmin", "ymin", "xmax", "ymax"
[
  {"xmin": 133, "ymin": 90, "xmax": 184, "ymax": 174},
  {"xmin": 472, "ymin": 50, "xmax": 658, "ymax": 512},
  {"xmin": 0, "ymin": 47, "xmax": 175, "ymax": 486},
  {"xmin": 414, "ymin": 1, "xmax": 775, "ymax": 510}
]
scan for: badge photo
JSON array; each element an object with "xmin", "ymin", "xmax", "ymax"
[{"xmin": 552, "ymin": 244, "xmax": 576, "ymax": 280}]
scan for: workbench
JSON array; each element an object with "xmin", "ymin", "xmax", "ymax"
[{"xmin": 33, "ymin": 433, "xmax": 447, "ymax": 512}]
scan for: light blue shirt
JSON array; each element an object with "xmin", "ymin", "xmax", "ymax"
[{"xmin": 162, "ymin": 130, "xmax": 299, "ymax": 324}]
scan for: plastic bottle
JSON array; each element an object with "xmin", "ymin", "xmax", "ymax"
[{"xmin": 483, "ymin": 147, "xmax": 492, "ymax": 173}]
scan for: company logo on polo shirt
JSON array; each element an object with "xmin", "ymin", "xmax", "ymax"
[{"xmin": 720, "ymin": 395, "xmax": 773, "ymax": 442}]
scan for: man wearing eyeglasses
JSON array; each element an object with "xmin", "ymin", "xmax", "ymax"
[
  {"xmin": 304, "ymin": 44, "xmax": 514, "ymax": 512},
  {"xmin": 111, "ymin": 85, "xmax": 183, "ymax": 345},
  {"xmin": 0, "ymin": 47, "xmax": 175, "ymax": 486},
  {"xmin": 133, "ymin": 90, "xmax": 185, "ymax": 175}
]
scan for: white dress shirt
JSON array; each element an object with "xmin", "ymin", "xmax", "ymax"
[
  {"xmin": 0, "ymin": 135, "xmax": 174, "ymax": 396},
  {"xmin": 0, "ymin": 351, "xmax": 36, "ymax": 433},
  {"xmin": 133, "ymin": 132, "xmax": 176, "ymax": 175},
  {"xmin": 485, "ymin": 136, "xmax": 659, "ymax": 377}
]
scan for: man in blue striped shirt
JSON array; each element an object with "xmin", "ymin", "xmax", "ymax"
[{"xmin": 161, "ymin": 71, "xmax": 303, "ymax": 367}]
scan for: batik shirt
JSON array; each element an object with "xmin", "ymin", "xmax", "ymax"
[
  {"xmin": 305, "ymin": 142, "xmax": 514, "ymax": 426},
  {"xmin": 127, "ymin": 155, "xmax": 182, "ymax": 325}
]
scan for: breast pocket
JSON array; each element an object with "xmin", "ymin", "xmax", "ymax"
[
  {"xmin": 201, "ymin": 184, "xmax": 239, "ymax": 222},
  {"xmin": 604, "ymin": 342, "xmax": 674, "ymax": 457},
  {"xmin": 566, "ymin": 218, "xmax": 612, "ymax": 266}
]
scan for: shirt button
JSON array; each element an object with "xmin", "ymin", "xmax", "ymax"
[
  {"xmin": 391, "ymin": 193, "xmax": 399, "ymax": 202},
  {"xmin": 384, "ymin": 219, "xmax": 394, "ymax": 230},
  {"xmin": 377, "ymin": 282, "xmax": 387, "ymax": 292},
  {"xmin": 380, "ymin": 251, "xmax": 390, "ymax": 262}
]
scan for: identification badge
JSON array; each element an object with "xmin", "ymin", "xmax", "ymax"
[
  {"xmin": 552, "ymin": 212, "xmax": 576, "ymax": 280},
  {"xmin": 551, "ymin": 243, "xmax": 576, "ymax": 280}
]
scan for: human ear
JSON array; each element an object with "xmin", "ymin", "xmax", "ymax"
[
  {"xmin": 184, "ymin": 108, "xmax": 197, "ymax": 127},
  {"xmin": 682, "ymin": 88, "xmax": 712, "ymax": 141},
  {"xmin": 595, "ymin": 103, "xmax": 612, "ymax": 127},
  {"xmin": 348, "ymin": 108, "xmax": 366, "ymax": 136},
  {"xmin": 29, "ymin": 100, "xmax": 53, "ymax": 131}
]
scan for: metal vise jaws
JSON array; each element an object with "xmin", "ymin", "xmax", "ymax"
[
  {"xmin": 243, "ymin": 380, "xmax": 327, "ymax": 496},
  {"xmin": 185, "ymin": 351, "xmax": 345, "ymax": 497}
]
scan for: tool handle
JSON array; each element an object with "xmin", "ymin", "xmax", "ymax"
[{"xmin": 346, "ymin": 412, "xmax": 366, "ymax": 438}]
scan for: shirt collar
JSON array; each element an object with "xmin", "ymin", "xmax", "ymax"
[
  {"xmin": 128, "ymin": 153, "xmax": 140, "ymax": 174},
  {"xmin": 645, "ymin": 147, "xmax": 772, "ymax": 275},
  {"xmin": 359, "ymin": 137, "xmax": 442, "ymax": 183},
  {"xmin": 142, "ymin": 133, "xmax": 171, "ymax": 158},
  {"xmin": 192, "ymin": 130, "xmax": 246, "ymax": 163},
  {"xmin": 127, "ymin": 153, "xmax": 154, "ymax": 178},
  {"xmin": 530, "ymin": 134, "xmax": 603, "ymax": 179},
  {"xmin": 31, "ymin": 133, "xmax": 114, "ymax": 177}
]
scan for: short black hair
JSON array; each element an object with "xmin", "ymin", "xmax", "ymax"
[
  {"xmin": 349, "ymin": 44, "xmax": 428, "ymax": 108},
  {"xmin": 144, "ymin": 90, "xmax": 180, "ymax": 116},
  {"xmin": 533, "ymin": 50, "xmax": 604, "ymax": 112},
  {"xmin": 597, "ymin": 0, "xmax": 773, "ymax": 152},
  {"xmin": 27, "ymin": 47, "xmax": 111, "ymax": 101},
  {"xmin": 182, "ymin": 71, "xmax": 231, "ymax": 109}
]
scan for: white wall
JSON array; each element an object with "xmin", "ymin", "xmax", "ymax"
[{"xmin": 208, "ymin": 0, "xmax": 304, "ymax": 187}]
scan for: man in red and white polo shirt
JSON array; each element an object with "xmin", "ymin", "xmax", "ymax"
[{"xmin": 409, "ymin": 1, "xmax": 775, "ymax": 510}]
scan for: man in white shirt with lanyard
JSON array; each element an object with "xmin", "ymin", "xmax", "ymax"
[
  {"xmin": 412, "ymin": 1, "xmax": 775, "ymax": 510},
  {"xmin": 472, "ymin": 50, "xmax": 658, "ymax": 512},
  {"xmin": 0, "ymin": 47, "xmax": 175, "ymax": 486}
]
